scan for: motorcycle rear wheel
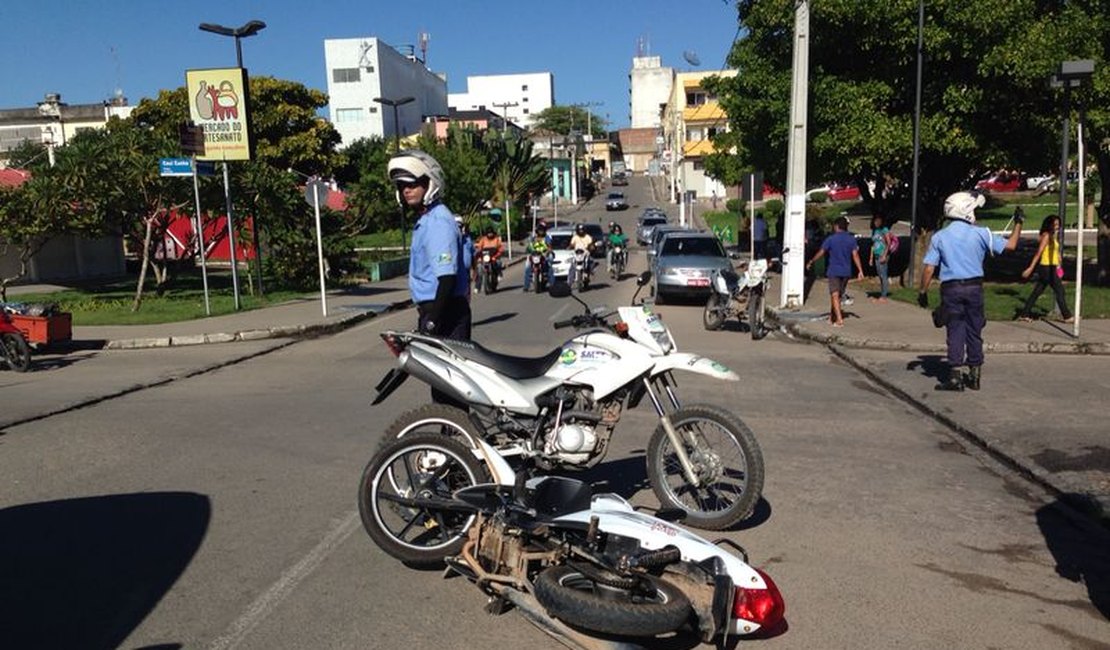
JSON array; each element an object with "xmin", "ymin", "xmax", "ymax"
[
  {"xmin": 748, "ymin": 286, "xmax": 767, "ymax": 340},
  {"xmin": 533, "ymin": 565, "xmax": 692, "ymax": 637},
  {"xmin": 647, "ymin": 404, "xmax": 764, "ymax": 531},
  {"xmin": 1, "ymin": 333, "xmax": 31, "ymax": 372},
  {"xmin": 358, "ymin": 432, "xmax": 489, "ymax": 566},
  {"xmin": 703, "ymin": 294, "xmax": 725, "ymax": 331}
]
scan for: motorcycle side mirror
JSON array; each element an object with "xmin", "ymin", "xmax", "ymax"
[
  {"xmin": 548, "ymin": 281, "xmax": 573, "ymax": 298},
  {"xmin": 728, "ymin": 251, "xmax": 741, "ymax": 259},
  {"xmin": 636, "ymin": 271, "xmax": 652, "ymax": 287}
]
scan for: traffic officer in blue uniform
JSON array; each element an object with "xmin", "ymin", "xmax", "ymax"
[
  {"xmin": 919, "ymin": 191, "xmax": 1024, "ymax": 391},
  {"xmin": 388, "ymin": 150, "xmax": 471, "ymax": 341}
]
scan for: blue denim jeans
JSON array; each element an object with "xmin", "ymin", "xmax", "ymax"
[{"xmin": 875, "ymin": 259, "xmax": 889, "ymax": 298}]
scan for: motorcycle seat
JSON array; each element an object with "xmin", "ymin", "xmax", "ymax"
[{"xmin": 441, "ymin": 339, "xmax": 563, "ymax": 379}]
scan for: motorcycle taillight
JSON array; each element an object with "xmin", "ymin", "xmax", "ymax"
[
  {"xmin": 382, "ymin": 334, "xmax": 404, "ymax": 357},
  {"xmin": 732, "ymin": 569, "xmax": 784, "ymax": 632}
]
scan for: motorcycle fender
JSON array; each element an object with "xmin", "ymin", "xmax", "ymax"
[
  {"xmin": 472, "ymin": 437, "xmax": 516, "ymax": 486},
  {"xmin": 652, "ymin": 353, "xmax": 739, "ymax": 381},
  {"xmin": 371, "ymin": 368, "xmax": 409, "ymax": 405}
]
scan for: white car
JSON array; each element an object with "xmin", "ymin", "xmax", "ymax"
[{"xmin": 546, "ymin": 227, "xmax": 577, "ymax": 280}]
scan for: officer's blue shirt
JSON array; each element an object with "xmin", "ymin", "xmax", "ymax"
[
  {"xmin": 409, "ymin": 203, "xmax": 468, "ymax": 301},
  {"xmin": 461, "ymin": 234, "xmax": 475, "ymax": 270},
  {"xmin": 923, "ymin": 220, "xmax": 1007, "ymax": 281}
]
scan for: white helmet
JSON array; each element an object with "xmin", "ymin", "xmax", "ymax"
[
  {"xmin": 943, "ymin": 191, "xmax": 985, "ymax": 224},
  {"xmin": 387, "ymin": 149, "xmax": 445, "ymax": 207}
]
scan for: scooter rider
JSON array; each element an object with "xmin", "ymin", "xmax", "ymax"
[
  {"xmin": 388, "ymin": 149, "xmax": 471, "ymax": 341},
  {"xmin": 568, "ymin": 223, "xmax": 596, "ymax": 283},
  {"xmin": 607, "ymin": 224, "xmax": 628, "ymax": 273},
  {"xmin": 475, "ymin": 225, "xmax": 505, "ymax": 290},
  {"xmin": 523, "ymin": 223, "xmax": 554, "ymax": 292}
]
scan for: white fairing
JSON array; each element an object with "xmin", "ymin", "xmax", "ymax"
[
  {"xmin": 618, "ymin": 306, "xmax": 675, "ymax": 355},
  {"xmin": 650, "ymin": 353, "xmax": 739, "ymax": 381},
  {"xmin": 545, "ymin": 332, "xmax": 655, "ymax": 399},
  {"xmin": 743, "ymin": 259, "xmax": 768, "ymax": 287}
]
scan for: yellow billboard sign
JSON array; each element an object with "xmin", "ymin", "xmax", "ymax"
[{"xmin": 186, "ymin": 67, "xmax": 252, "ymax": 161}]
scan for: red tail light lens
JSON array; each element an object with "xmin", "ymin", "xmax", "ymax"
[
  {"xmin": 615, "ymin": 321, "xmax": 629, "ymax": 336},
  {"xmin": 382, "ymin": 334, "xmax": 404, "ymax": 357},
  {"xmin": 733, "ymin": 568, "xmax": 785, "ymax": 632}
]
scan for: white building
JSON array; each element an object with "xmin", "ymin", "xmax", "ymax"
[
  {"xmin": 628, "ymin": 56, "xmax": 673, "ymax": 129},
  {"xmin": 324, "ymin": 37, "xmax": 448, "ymax": 147},
  {"xmin": 448, "ymin": 72, "xmax": 553, "ymax": 129}
]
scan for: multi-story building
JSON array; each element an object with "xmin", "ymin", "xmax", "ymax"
[
  {"xmin": 628, "ymin": 56, "xmax": 673, "ymax": 129},
  {"xmin": 0, "ymin": 92, "xmax": 134, "ymax": 162},
  {"xmin": 324, "ymin": 37, "xmax": 448, "ymax": 147},
  {"xmin": 662, "ymin": 70, "xmax": 737, "ymax": 201},
  {"xmin": 448, "ymin": 72, "xmax": 554, "ymax": 129}
]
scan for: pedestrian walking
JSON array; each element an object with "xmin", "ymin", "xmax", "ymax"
[
  {"xmin": 1017, "ymin": 214, "xmax": 1073, "ymax": 323},
  {"xmin": 457, "ymin": 216, "xmax": 475, "ymax": 298},
  {"xmin": 869, "ymin": 214, "xmax": 892, "ymax": 302},
  {"xmin": 805, "ymin": 216, "xmax": 863, "ymax": 327},
  {"xmin": 918, "ymin": 191, "xmax": 1024, "ymax": 391},
  {"xmin": 388, "ymin": 149, "xmax": 471, "ymax": 341}
]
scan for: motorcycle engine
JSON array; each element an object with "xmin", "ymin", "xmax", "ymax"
[{"xmin": 545, "ymin": 423, "xmax": 599, "ymax": 464}]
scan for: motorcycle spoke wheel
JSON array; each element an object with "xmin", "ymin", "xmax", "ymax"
[
  {"xmin": 703, "ymin": 294, "xmax": 725, "ymax": 331},
  {"xmin": 1, "ymin": 333, "xmax": 32, "ymax": 372},
  {"xmin": 647, "ymin": 405, "xmax": 764, "ymax": 531},
  {"xmin": 534, "ymin": 566, "xmax": 691, "ymax": 637},
  {"xmin": 358, "ymin": 433, "xmax": 488, "ymax": 566},
  {"xmin": 748, "ymin": 287, "xmax": 767, "ymax": 340}
]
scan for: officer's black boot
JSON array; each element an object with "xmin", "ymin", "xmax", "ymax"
[
  {"xmin": 936, "ymin": 367, "xmax": 965, "ymax": 392},
  {"xmin": 966, "ymin": 365, "xmax": 981, "ymax": 391}
]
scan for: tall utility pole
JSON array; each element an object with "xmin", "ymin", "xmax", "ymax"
[
  {"xmin": 374, "ymin": 95, "xmax": 416, "ymax": 251},
  {"xmin": 908, "ymin": 0, "xmax": 925, "ymax": 287},
  {"xmin": 780, "ymin": 0, "xmax": 810, "ymax": 309},
  {"xmin": 492, "ymin": 101, "xmax": 519, "ymax": 259},
  {"xmin": 199, "ymin": 20, "xmax": 266, "ymax": 303}
]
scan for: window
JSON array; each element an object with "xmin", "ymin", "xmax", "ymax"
[
  {"xmin": 332, "ymin": 68, "xmax": 360, "ymax": 83},
  {"xmin": 523, "ymin": 108, "xmax": 529, "ymax": 114},
  {"xmin": 686, "ymin": 92, "xmax": 707, "ymax": 106},
  {"xmin": 368, "ymin": 106, "xmax": 378, "ymax": 113},
  {"xmin": 707, "ymin": 127, "xmax": 720, "ymax": 138},
  {"xmin": 693, "ymin": 160, "xmax": 705, "ymax": 170},
  {"xmin": 522, "ymin": 84, "xmax": 529, "ymax": 91},
  {"xmin": 522, "ymin": 97, "xmax": 529, "ymax": 103},
  {"xmin": 335, "ymin": 108, "xmax": 364, "ymax": 123},
  {"xmin": 686, "ymin": 127, "xmax": 704, "ymax": 141}
]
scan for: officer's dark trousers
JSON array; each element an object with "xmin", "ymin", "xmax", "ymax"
[
  {"xmin": 416, "ymin": 297, "xmax": 472, "ymax": 407},
  {"xmin": 941, "ymin": 280, "xmax": 985, "ymax": 367}
]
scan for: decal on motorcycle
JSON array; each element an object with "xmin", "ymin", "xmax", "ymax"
[
  {"xmin": 650, "ymin": 521, "xmax": 679, "ymax": 537},
  {"xmin": 560, "ymin": 349, "xmax": 578, "ymax": 365},
  {"xmin": 711, "ymin": 361, "xmax": 731, "ymax": 373}
]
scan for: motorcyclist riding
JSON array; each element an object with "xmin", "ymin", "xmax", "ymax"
[
  {"xmin": 607, "ymin": 224, "xmax": 628, "ymax": 274},
  {"xmin": 523, "ymin": 224, "xmax": 553, "ymax": 292},
  {"xmin": 475, "ymin": 225, "xmax": 505, "ymax": 292},
  {"xmin": 569, "ymin": 223, "xmax": 595, "ymax": 286}
]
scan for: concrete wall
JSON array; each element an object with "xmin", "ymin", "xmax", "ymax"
[
  {"xmin": 629, "ymin": 56, "xmax": 673, "ymax": 129},
  {"xmin": 2, "ymin": 233, "xmax": 124, "ymax": 284}
]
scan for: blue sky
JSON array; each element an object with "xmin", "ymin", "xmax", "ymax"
[{"xmin": 0, "ymin": 0, "xmax": 740, "ymax": 130}]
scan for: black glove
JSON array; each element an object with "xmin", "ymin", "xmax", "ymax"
[
  {"xmin": 1013, "ymin": 206, "xmax": 1025, "ymax": 225},
  {"xmin": 917, "ymin": 291, "xmax": 929, "ymax": 308}
]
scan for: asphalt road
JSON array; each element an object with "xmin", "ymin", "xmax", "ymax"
[{"xmin": 2, "ymin": 178, "xmax": 1107, "ymax": 650}]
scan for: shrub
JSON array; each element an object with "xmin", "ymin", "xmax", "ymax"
[{"xmin": 725, "ymin": 198, "xmax": 746, "ymax": 214}]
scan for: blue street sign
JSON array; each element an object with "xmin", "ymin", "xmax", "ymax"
[{"xmin": 160, "ymin": 158, "xmax": 217, "ymax": 177}]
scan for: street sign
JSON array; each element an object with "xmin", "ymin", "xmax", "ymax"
[
  {"xmin": 186, "ymin": 67, "xmax": 253, "ymax": 161},
  {"xmin": 160, "ymin": 158, "xmax": 218, "ymax": 177},
  {"xmin": 179, "ymin": 122, "xmax": 206, "ymax": 156},
  {"xmin": 303, "ymin": 180, "xmax": 330, "ymax": 208},
  {"xmin": 160, "ymin": 158, "xmax": 193, "ymax": 177}
]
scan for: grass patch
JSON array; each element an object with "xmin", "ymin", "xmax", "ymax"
[
  {"xmin": 702, "ymin": 211, "xmax": 741, "ymax": 244},
  {"xmin": 6, "ymin": 272, "xmax": 309, "ymax": 326},
  {"xmin": 887, "ymin": 281, "xmax": 1110, "ymax": 321}
]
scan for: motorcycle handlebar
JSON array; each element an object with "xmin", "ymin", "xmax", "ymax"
[{"xmin": 553, "ymin": 317, "xmax": 576, "ymax": 329}]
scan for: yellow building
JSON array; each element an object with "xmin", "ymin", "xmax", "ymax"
[{"xmin": 661, "ymin": 70, "xmax": 736, "ymax": 205}]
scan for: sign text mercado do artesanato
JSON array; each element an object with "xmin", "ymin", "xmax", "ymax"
[{"xmin": 185, "ymin": 67, "xmax": 253, "ymax": 161}]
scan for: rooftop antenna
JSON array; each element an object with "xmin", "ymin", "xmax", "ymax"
[
  {"xmin": 418, "ymin": 31, "xmax": 429, "ymax": 64},
  {"xmin": 636, "ymin": 35, "xmax": 649, "ymax": 58},
  {"xmin": 683, "ymin": 50, "xmax": 701, "ymax": 68},
  {"xmin": 110, "ymin": 45, "xmax": 124, "ymax": 101}
]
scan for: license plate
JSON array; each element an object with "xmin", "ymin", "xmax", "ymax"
[{"xmin": 687, "ymin": 279, "xmax": 710, "ymax": 287}]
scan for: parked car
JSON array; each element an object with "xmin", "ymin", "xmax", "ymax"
[
  {"xmin": 636, "ymin": 214, "xmax": 669, "ymax": 245},
  {"xmin": 605, "ymin": 192, "xmax": 629, "ymax": 211},
  {"xmin": 974, "ymin": 171, "xmax": 1023, "ymax": 193},
  {"xmin": 652, "ymin": 231, "xmax": 732, "ymax": 303},
  {"xmin": 806, "ymin": 182, "xmax": 861, "ymax": 202}
]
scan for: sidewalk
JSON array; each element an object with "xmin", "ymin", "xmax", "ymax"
[{"xmin": 770, "ymin": 277, "xmax": 1110, "ymax": 524}]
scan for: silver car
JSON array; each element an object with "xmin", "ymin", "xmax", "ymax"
[
  {"xmin": 636, "ymin": 214, "xmax": 668, "ymax": 245},
  {"xmin": 652, "ymin": 232, "xmax": 732, "ymax": 303},
  {"xmin": 646, "ymin": 224, "xmax": 688, "ymax": 267}
]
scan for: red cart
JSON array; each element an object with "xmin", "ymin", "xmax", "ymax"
[{"xmin": 8, "ymin": 312, "xmax": 72, "ymax": 348}]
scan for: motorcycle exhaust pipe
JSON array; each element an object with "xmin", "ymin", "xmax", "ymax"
[{"xmin": 401, "ymin": 347, "xmax": 494, "ymax": 407}]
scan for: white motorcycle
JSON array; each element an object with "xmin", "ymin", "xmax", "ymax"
[
  {"xmin": 370, "ymin": 272, "xmax": 764, "ymax": 531},
  {"xmin": 704, "ymin": 258, "xmax": 770, "ymax": 340},
  {"xmin": 609, "ymin": 244, "xmax": 626, "ymax": 279},
  {"xmin": 358, "ymin": 434, "xmax": 785, "ymax": 643},
  {"xmin": 569, "ymin": 247, "xmax": 592, "ymax": 291}
]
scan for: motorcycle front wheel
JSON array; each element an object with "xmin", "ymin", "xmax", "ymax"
[
  {"xmin": 748, "ymin": 285, "xmax": 767, "ymax": 340},
  {"xmin": 533, "ymin": 565, "xmax": 692, "ymax": 637},
  {"xmin": 1, "ymin": 333, "xmax": 31, "ymax": 372},
  {"xmin": 703, "ymin": 293, "xmax": 725, "ymax": 331},
  {"xmin": 358, "ymin": 432, "xmax": 489, "ymax": 566},
  {"xmin": 646, "ymin": 404, "xmax": 764, "ymax": 531}
]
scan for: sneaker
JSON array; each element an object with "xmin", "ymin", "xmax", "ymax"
[{"xmin": 842, "ymin": 296, "xmax": 854, "ymax": 306}]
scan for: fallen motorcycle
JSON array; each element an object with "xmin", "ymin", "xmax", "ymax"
[
  {"xmin": 0, "ymin": 310, "xmax": 32, "ymax": 372},
  {"xmin": 704, "ymin": 258, "xmax": 770, "ymax": 340},
  {"xmin": 359, "ymin": 432, "xmax": 785, "ymax": 643},
  {"xmin": 371, "ymin": 271, "xmax": 764, "ymax": 531}
]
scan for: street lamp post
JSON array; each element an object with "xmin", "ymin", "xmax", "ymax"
[
  {"xmin": 374, "ymin": 96, "xmax": 416, "ymax": 252},
  {"xmin": 198, "ymin": 19, "xmax": 267, "ymax": 304}
]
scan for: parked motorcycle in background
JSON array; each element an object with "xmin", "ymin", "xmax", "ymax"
[
  {"xmin": 0, "ymin": 310, "xmax": 32, "ymax": 372},
  {"xmin": 704, "ymin": 258, "xmax": 771, "ymax": 340},
  {"xmin": 358, "ymin": 434, "xmax": 785, "ymax": 644},
  {"xmin": 476, "ymin": 246, "xmax": 500, "ymax": 295}
]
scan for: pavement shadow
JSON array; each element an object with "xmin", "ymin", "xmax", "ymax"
[
  {"xmin": 1035, "ymin": 497, "xmax": 1110, "ymax": 620},
  {"xmin": 473, "ymin": 311, "xmax": 518, "ymax": 327},
  {"xmin": 906, "ymin": 354, "xmax": 948, "ymax": 384},
  {"xmin": 334, "ymin": 285, "xmax": 406, "ymax": 298},
  {"xmin": 0, "ymin": 491, "xmax": 211, "ymax": 649},
  {"xmin": 565, "ymin": 455, "xmax": 650, "ymax": 499}
]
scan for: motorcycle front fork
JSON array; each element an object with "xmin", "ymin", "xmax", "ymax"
[{"xmin": 641, "ymin": 374, "xmax": 702, "ymax": 487}]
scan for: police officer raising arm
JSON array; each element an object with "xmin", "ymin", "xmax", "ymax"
[
  {"xmin": 388, "ymin": 150, "xmax": 472, "ymax": 341},
  {"xmin": 919, "ymin": 191, "xmax": 1023, "ymax": 391}
]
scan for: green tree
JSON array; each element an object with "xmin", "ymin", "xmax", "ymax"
[
  {"xmin": 529, "ymin": 106, "xmax": 607, "ymax": 139},
  {"xmin": 486, "ymin": 134, "xmax": 552, "ymax": 238},
  {"xmin": 336, "ymin": 137, "xmax": 397, "ymax": 235},
  {"xmin": 416, "ymin": 125, "xmax": 493, "ymax": 219}
]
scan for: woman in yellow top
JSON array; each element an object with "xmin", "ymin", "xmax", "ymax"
[{"xmin": 1017, "ymin": 214, "xmax": 1073, "ymax": 322}]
